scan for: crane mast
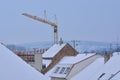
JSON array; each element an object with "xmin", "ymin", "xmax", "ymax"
[{"xmin": 22, "ymin": 13, "xmax": 58, "ymax": 44}]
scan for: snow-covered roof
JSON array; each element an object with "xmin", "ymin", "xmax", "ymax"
[
  {"xmin": 0, "ymin": 43, "xmax": 50, "ymax": 80},
  {"xmin": 113, "ymin": 52, "xmax": 120, "ymax": 56},
  {"xmin": 90, "ymin": 52, "xmax": 120, "ymax": 80},
  {"xmin": 43, "ymin": 44, "xmax": 66, "ymax": 58},
  {"xmin": 59, "ymin": 53, "xmax": 95, "ymax": 64},
  {"xmin": 49, "ymin": 64, "xmax": 72, "ymax": 78},
  {"xmin": 71, "ymin": 58, "xmax": 104, "ymax": 80},
  {"xmin": 46, "ymin": 53, "xmax": 96, "ymax": 78},
  {"xmin": 43, "ymin": 59, "xmax": 52, "ymax": 67}
]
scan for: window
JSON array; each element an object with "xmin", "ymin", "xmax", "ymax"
[
  {"xmin": 59, "ymin": 67, "xmax": 66, "ymax": 74},
  {"xmin": 64, "ymin": 67, "xmax": 70, "ymax": 74},
  {"xmin": 54, "ymin": 67, "xmax": 60, "ymax": 73}
]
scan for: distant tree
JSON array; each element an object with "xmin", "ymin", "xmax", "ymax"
[{"xmin": 6, "ymin": 44, "xmax": 26, "ymax": 51}]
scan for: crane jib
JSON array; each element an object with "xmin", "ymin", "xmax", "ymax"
[{"xmin": 22, "ymin": 13, "xmax": 58, "ymax": 44}]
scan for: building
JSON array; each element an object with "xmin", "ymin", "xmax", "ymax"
[
  {"xmin": 0, "ymin": 43, "xmax": 50, "ymax": 80},
  {"xmin": 47, "ymin": 53, "xmax": 101, "ymax": 80},
  {"xmin": 90, "ymin": 52, "xmax": 120, "ymax": 80},
  {"xmin": 13, "ymin": 43, "xmax": 77, "ymax": 74},
  {"xmin": 13, "ymin": 48, "xmax": 48, "ymax": 72},
  {"xmin": 42, "ymin": 43, "xmax": 78, "ymax": 74},
  {"xmin": 71, "ymin": 58, "xmax": 104, "ymax": 80}
]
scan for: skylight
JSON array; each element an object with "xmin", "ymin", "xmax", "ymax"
[
  {"xmin": 53, "ymin": 66, "xmax": 71, "ymax": 75},
  {"xmin": 64, "ymin": 67, "xmax": 71, "ymax": 74},
  {"xmin": 59, "ymin": 67, "xmax": 66, "ymax": 74},
  {"xmin": 54, "ymin": 67, "xmax": 60, "ymax": 73}
]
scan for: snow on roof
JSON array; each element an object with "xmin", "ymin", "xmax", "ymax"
[
  {"xmin": 90, "ymin": 53, "xmax": 120, "ymax": 80},
  {"xmin": 110, "ymin": 72, "xmax": 120, "ymax": 80},
  {"xmin": 49, "ymin": 64, "xmax": 72, "ymax": 78},
  {"xmin": 59, "ymin": 53, "xmax": 95, "ymax": 64},
  {"xmin": 113, "ymin": 52, "xmax": 120, "ymax": 56},
  {"xmin": 0, "ymin": 43, "xmax": 50, "ymax": 80},
  {"xmin": 43, "ymin": 59, "xmax": 52, "ymax": 67},
  {"xmin": 43, "ymin": 43, "xmax": 66, "ymax": 58},
  {"xmin": 71, "ymin": 58, "xmax": 104, "ymax": 80},
  {"xmin": 46, "ymin": 53, "xmax": 96, "ymax": 78}
]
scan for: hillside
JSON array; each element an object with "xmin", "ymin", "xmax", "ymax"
[{"xmin": 6, "ymin": 41, "xmax": 120, "ymax": 54}]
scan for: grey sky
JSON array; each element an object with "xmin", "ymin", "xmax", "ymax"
[{"xmin": 0, "ymin": 0, "xmax": 120, "ymax": 44}]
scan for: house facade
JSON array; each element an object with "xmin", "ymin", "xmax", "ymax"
[
  {"xmin": 42, "ymin": 43, "xmax": 78, "ymax": 74},
  {"xmin": 48, "ymin": 53, "xmax": 101, "ymax": 80}
]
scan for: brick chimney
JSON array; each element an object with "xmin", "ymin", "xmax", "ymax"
[{"xmin": 104, "ymin": 53, "xmax": 113, "ymax": 63}]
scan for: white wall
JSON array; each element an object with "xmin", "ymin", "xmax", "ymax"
[
  {"xmin": 66, "ymin": 54, "xmax": 101, "ymax": 80},
  {"xmin": 34, "ymin": 52, "xmax": 42, "ymax": 71}
]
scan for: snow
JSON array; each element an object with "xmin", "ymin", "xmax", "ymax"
[
  {"xmin": 59, "ymin": 53, "xmax": 95, "ymax": 64},
  {"xmin": 0, "ymin": 43, "xmax": 50, "ymax": 80},
  {"xmin": 110, "ymin": 72, "xmax": 120, "ymax": 80},
  {"xmin": 43, "ymin": 59, "xmax": 52, "ymax": 67},
  {"xmin": 43, "ymin": 44, "xmax": 66, "ymax": 58},
  {"xmin": 71, "ymin": 58, "xmax": 104, "ymax": 80},
  {"xmin": 113, "ymin": 52, "xmax": 120, "ymax": 56},
  {"xmin": 46, "ymin": 53, "xmax": 96, "ymax": 78},
  {"xmin": 49, "ymin": 64, "xmax": 72, "ymax": 78},
  {"xmin": 90, "ymin": 52, "xmax": 120, "ymax": 80}
]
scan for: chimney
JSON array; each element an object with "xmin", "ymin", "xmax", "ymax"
[
  {"xmin": 104, "ymin": 53, "xmax": 112, "ymax": 63},
  {"xmin": 59, "ymin": 38, "xmax": 63, "ymax": 45},
  {"xmin": 34, "ymin": 48, "xmax": 42, "ymax": 72}
]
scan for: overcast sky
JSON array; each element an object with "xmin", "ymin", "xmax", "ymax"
[{"xmin": 0, "ymin": 0, "xmax": 120, "ymax": 44}]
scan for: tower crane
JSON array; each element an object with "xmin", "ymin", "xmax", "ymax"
[{"xmin": 22, "ymin": 13, "xmax": 58, "ymax": 44}]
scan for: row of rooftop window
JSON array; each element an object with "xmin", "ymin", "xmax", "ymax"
[{"xmin": 54, "ymin": 66, "xmax": 71, "ymax": 74}]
